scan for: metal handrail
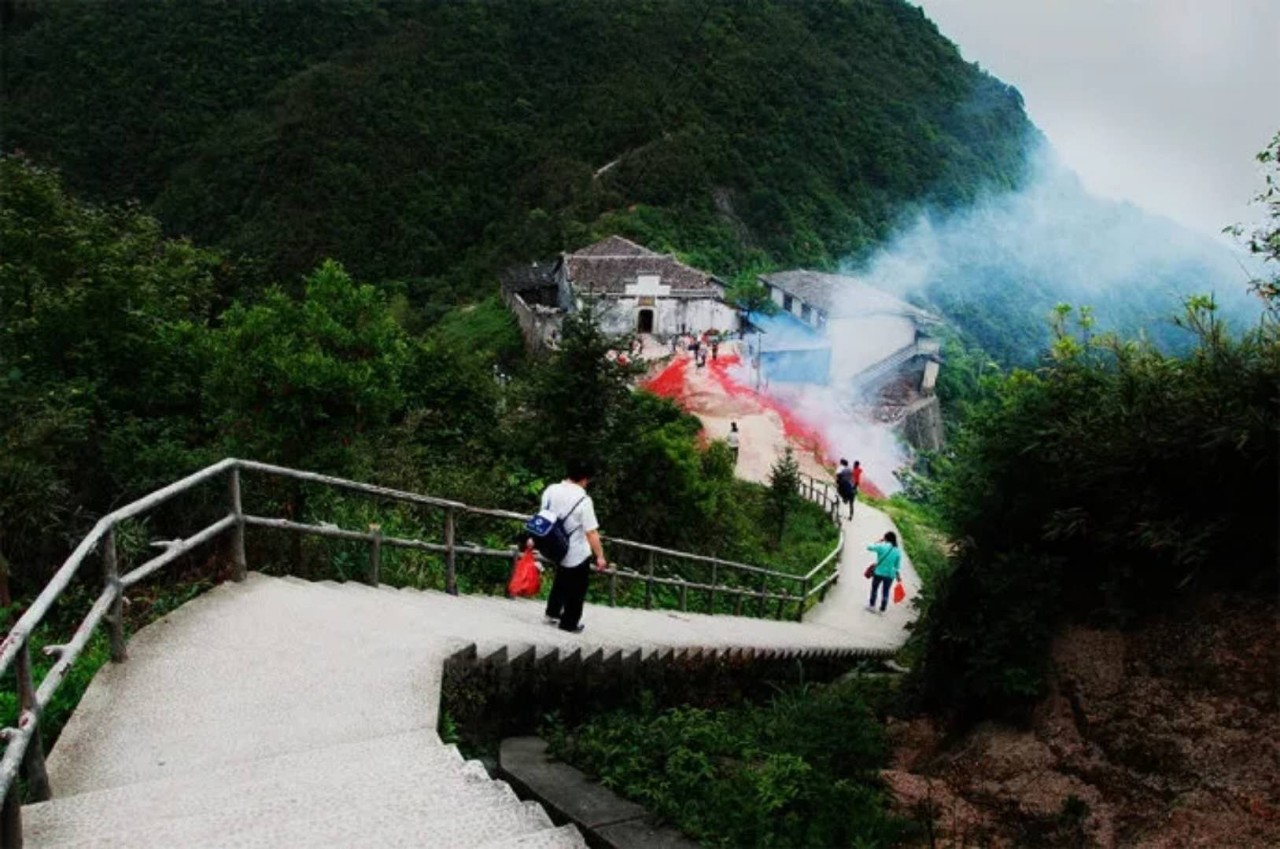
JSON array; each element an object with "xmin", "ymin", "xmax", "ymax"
[{"xmin": 0, "ymin": 458, "xmax": 849, "ymax": 844}]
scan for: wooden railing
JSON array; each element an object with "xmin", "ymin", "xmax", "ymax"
[{"xmin": 0, "ymin": 458, "xmax": 845, "ymax": 845}]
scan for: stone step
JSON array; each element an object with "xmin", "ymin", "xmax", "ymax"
[
  {"xmin": 477, "ymin": 824, "xmax": 589, "ymax": 849},
  {"xmin": 27, "ymin": 732, "xmax": 560, "ymax": 848},
  {"xmin": 45, "ymin": 574, "xmax": 452, "ymax": 795},
  {"xmin": 31, "ymin": 779, "xmax": 558, "ymax": 848},
  {"xmin": 30, "ymin": 728, "xmax": 453, "ymax": 815}
]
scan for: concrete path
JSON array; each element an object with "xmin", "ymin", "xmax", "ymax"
[{"xmin": 25, "ymin": 502, "xmax": 916, "ymax": 847}]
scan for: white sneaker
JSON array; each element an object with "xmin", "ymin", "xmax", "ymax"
[{"xmin": 865, "ymin": 604, "xmax": 876, "ymax": 613}]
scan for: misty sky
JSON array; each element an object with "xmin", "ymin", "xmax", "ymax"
[{"xmin": 914, "ymin": 0, "xmax": 1280, "ymax": 239}]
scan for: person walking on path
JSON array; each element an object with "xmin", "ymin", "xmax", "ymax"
[
  {"xmin": 541, "ymin": 460, "xmax": 608, "ymax": 633},
  {"xmin": 835, "ymin": 458, "xmax": 856, "ymax": 519},
  {"xmin": 726, "ymin": 422, "xmax": 740, "ymax": 463},
  {"xmin": 866, "ymin": 531, "xmax": 901, "ymax": 614}
]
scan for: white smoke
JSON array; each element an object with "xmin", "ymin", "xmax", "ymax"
[{"xmin": 741, "ymin": 140, "xmax": 1261, "ymax": 493}]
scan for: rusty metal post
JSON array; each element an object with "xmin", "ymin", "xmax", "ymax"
[
  {"xmin": 797, "ymin": 578, "xmax": 809, "ymax": 621},
  {"xmin": 103, "ymin": 525, "xmax": 126, "ymax": 663},
  {"xmin": 443, "ymin": 508, "xmax": 457, "ymax": 595},
  {"xmin": 708, "ymin": 562, "xmax": 717, "ymax": 613},
  {"xmin": 733, "ymin": 593, "xmax": 744, "ymax": 616},
  {"xmin": 1, "ymin": 781, "xmax": 22, "ymax": 849},
  {"xmin": 679, "ymin": 582, "xmax": 688, "ymax": 612},
  {"xmin": 228, "ymin": 467, "xmax": 247, "ymax": 582},
  {"xmin": 608, "ymin": 570, "xmax": 617, "ymax": 606},
  {"xmin": 16, "ymin": 645, "xmax": 50, "ymax": 802},
  {"xmin": 368, "ymin": 524, "xmax": 382, "ymax": 587},
  {"xmin": 758, "ymin": 575, "xmax": 769, "ymax": 615},
  {"xmin": 644, "ymin": 552, "xmax": 655, "ymax": 610}
]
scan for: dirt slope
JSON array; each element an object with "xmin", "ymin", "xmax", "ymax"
[{"xmin": 883, "ymin": 596, "xmax": 1279, "ymax": 848}]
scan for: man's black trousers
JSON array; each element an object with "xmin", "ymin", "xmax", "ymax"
[{"xmin": 545, "ymin": 558, "xmax": 591, "ymax": 630}]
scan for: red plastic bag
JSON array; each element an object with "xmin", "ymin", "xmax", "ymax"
[
  {"xmin": 508, "ymin": 549, "xmax": 541, "ymax": 598},
  {"xmin": 893, "ymin": 581, "xmax": 906, "ymax": 605}
]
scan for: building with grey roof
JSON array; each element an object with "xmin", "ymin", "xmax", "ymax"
[{"xmin": 501, "ymin": 236, "xmax": 738, "ymax": 349}]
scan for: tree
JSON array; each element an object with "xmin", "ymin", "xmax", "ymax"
[
  {"xmin": 767, "ymin": 447, "xmax": 801, "ymax": 547},
  {"xmin": 0, "ymin": 155, "xmax": 222, "ymax": 595},
  {"xmin": 725, "ymin": 270, "xmax": 780, "ymax": 319},
  {"xmin": 520, "ymin": 302, "xmax": 637, "ymax": 476},
  {"xmin": 1228, "ymin": 131, "xmax": 1280, "ymax": 315},
  {"xmin": 205, "ymin": 259, "xmax": 409, "ymax": 479}
]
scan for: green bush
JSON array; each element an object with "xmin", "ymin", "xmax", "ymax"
[
  {"xmin": 545, "ymin": 681, "xmax": 905, "ymax": 848},
  {"xmin": 911, "ymin": 301, "xmax": 1280, "ymax": 724}
]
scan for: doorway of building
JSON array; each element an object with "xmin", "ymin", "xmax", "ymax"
[{"xmin": 637, "ymin": 309, "xmax": 654, "ymax": 333}]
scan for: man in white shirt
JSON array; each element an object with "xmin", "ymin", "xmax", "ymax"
[
  {"xmin": 726, "ymin": 422, "xmax": 740, "ymax": 463},
  {"xmin": 541, "ymin": 460, "xmax": 607, "ymax": 633}
]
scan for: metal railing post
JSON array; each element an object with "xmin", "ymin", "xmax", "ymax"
[
  {"xmin": 679, "ymin": 582, "xmax": 688, "ymax": 612},
  {"xmin": 1, "ymin": 781, "xmax": 22, "ymax": 849},
  {"xmin": 228, "ymin": 467, "xmax": 247, "ymax": 582},
  {"xmin": 103, "ymin": 525, "xmax": 127, "ymax": 663},
  {"xmin": 708, "ymin": 562, "xmax": 717, "ymax": 613},
  {"xmin": 368, "ymin": 524, "xmax": 382, "ymax": 586},
  {"xmin": 444, "ymin": 508, "xmax": 457, "ymax": 595},
  {"xmin": 644, "ymin": 552, "xmax": 655, "ymax": 610},
  {"xmin": 758, "ymin": 575, "xmax": 768, "ymax": 615},
  {"xmin": 608, "ymin": 569, "xmax": 618, "ymax": 606},
  {"xmin": 16, "ymin": 644, "xmax": 50, "ymax": 802},
  {"xmin": 797, "ymin": 578, "xmax": 809, "ymax": 621}
]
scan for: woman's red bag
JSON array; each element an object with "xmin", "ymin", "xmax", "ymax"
[
  {"xmin": 892, "ymin": 581, "xmax": 906, "ymax": 604},
  {"xmin": 508, "ymin": 549, "xmax": 541, "ymax": 598},
  {"xmin": 864, "ymin": 563, "xmax": 875, "ymax": 579}
]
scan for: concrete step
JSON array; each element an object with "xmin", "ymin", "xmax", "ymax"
[
  {"xmin": 477, "ymin": 823, "xmax": 588, "ymax": 849},
  {"xmin": 31, "ymin": 780, "xmax": 559, "ymax": 848},
  {"xmin": 27, "ymin": 731, "xmax": 561, "ymax": 848},
  {"xmin": 29, "ymin": 728, "xmax": 454, "ymax": 818},
  {"xmin": 45, "ymin": 574, "xmax": 452, "ymax": 795}
]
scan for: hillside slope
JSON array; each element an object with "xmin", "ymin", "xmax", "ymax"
[
  {"xmin": 2, "ymin": 0, "xmax": 1033, "ymax": 299},
  {"xmin": 886, "ymin": 596, "xmax": 1279, "ymax": 848}
]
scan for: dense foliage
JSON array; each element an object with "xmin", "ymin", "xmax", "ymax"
[
  {"xmin": 0, "ymin": 156, "xmax": 835, "ymax": 604},
  {"xmin": 546, "ymin": 681, "xmax": 904, "ymax": 848},
  {"xmin": 3, "ymin": 0, "xmax": 1033, "ymax": 305},
  {"xmin": 910, "ymin": 299, "xmax": 1280, "ymax": 724}
]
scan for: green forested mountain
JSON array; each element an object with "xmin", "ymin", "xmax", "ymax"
[{"xmin": 2, "ymin": 0, "xmax": 1032, "ymax": 305}]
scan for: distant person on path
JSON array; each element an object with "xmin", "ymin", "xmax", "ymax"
[
  {"xmin": 711, "ymin": 340, "xmax": 720, "ymax": 360},
  {"xmin": 727, "ymin": 422, "xmax": 740, "ymax": 462},
  {"xmin": 835, "ymin": 458, "xmax": 855, "ymax": 519},
  {"xmin": 541, "ymin": 461, "xmax": 607, "ymax": 633},
  {"xmin": 866, "ymin": 531, "xmax": 901, "ymax": 614}
]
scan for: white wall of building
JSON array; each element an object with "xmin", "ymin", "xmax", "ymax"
[
  {"xmin": 826, "ymin": 314, "xmax": 917, "ymax": 384},
  {"xmin": 593, "ymin": 296, "xmax": 737, "ymax": 336}
]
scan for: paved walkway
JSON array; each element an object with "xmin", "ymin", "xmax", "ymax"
[{"xmin": 27, "ymin": 499, "xmax": 917, "ymax": 847}]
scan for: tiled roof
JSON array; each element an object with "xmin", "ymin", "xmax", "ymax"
[
  {"xmin": 760, "ymin": 270, "xmax": 940, "ymax": 322},
  {"xmin": 499, "ymin": 260, "xmax": 559, "ymax": 292},
  {"xmin": 566, "ymin": 237, "xmax": 721, "ymax": 294}
]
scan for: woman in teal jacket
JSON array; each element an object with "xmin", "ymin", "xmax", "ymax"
[{"xmin": 866, "ymin": 531, "xmax": 901, "ymax": 613}]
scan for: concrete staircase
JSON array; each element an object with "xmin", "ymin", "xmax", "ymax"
[
  {"xmin": 22, "ymin": 504, "xmax": 917, "ymax": 847},
  {"xmin": 23, "ymin": 729, "xmax": 581, "ymax": 848},
  {"xmin": 25, "ymin": 576, "xmax": 589, "ymax": 848}
]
